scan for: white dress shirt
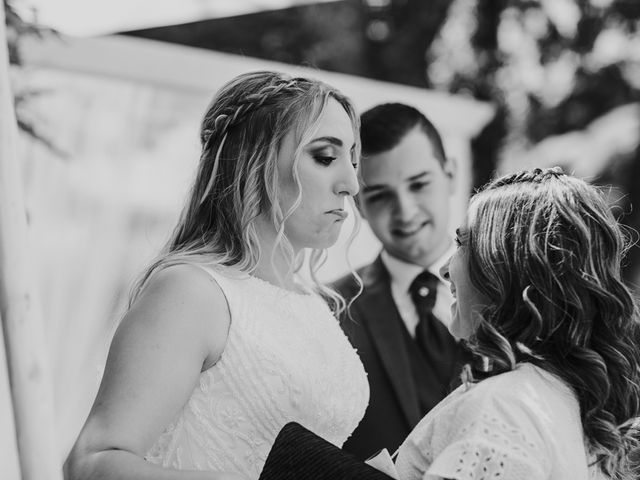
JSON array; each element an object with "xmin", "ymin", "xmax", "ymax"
[{"xmin": 381, "ymin": 243, "xmax": 456, "ymax": 338}]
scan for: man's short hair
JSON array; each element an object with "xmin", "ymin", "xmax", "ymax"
[{"xmin": 360, "ymin": 103, "xmax": 447, "ymax": 166}]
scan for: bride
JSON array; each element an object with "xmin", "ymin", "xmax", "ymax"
[{"xmin": 64, "ymin": 71, "xmax": 369, "ymax": 480}]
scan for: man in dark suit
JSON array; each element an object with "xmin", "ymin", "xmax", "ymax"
[{"xmin": 335, "ymin": 103, "xmax": 466, "ymax": 460}]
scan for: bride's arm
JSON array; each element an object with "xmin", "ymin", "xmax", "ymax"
[{"xmin": 65, "ymin": 264, "xmax": 243, "ymax": 480}]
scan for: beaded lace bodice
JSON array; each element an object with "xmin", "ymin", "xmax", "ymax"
[
  {"xmin": 395, "ymin": 363, "xmax": 608, "ymax": 480},
  {"xmin": 145, "ymin": 266, "xmax": 369, "ymax": 479}
]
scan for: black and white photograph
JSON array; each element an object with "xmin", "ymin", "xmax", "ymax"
[{"xmin": 1, "ymin": 1, "xmax": 640, "ymax": 479}]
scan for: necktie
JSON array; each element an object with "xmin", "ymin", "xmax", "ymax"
[{"xmin": 409, "ymin": 270, "xmax": 461, "ymax": 386}]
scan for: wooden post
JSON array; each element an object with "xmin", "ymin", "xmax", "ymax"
[
  {"xmin": 0, "ymin": 313, "xmax": 21, "ymax": 480},
  {"xmin": 0, "ymin": 6, "xmax": 63, "ymax": 480}
]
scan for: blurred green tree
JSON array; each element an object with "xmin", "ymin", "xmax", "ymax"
[
  {"xmin": 4, "ymin": 0, "xmax": 59, "ymax": 153},
  {"xmin": 427, "ymin": 0, "xmax": 640, "ymax": 286}
]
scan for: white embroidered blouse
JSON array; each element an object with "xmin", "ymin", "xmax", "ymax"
[{"xmin": 395, "ymin": 363, "xmax": 608, "ymax": 480}]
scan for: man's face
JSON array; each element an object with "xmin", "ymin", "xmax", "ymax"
[{"xmin": 358, "ymin": 127, "xmax": 455, "ymax": 268}]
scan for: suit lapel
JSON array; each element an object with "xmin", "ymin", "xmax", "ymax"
[{"xmin": 359, "ymin": 257, "xmax": 422, "ymax": 427}]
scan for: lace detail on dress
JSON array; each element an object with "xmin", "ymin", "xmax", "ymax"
[
  {"xmin": 405, "ymin": 396, "xmax": 548, "ymax": 480},
  {"xmin": 428, "ymin": 408, "xmax": 547, "ymax": 479},
  {"xmin": 395, "ymin": 363, "xmax": 598, "ymax": 480},
  {"xmin": 145, "ymin": 266, "xmax": 369, "ymax": 479}
]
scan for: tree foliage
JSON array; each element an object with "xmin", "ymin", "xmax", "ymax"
[
  {"xmin": 4, "ymin": 0, "xmax": 60, "ymax": 153},
  {"xmin": 428, "ymin": 0, "xmax": 639, "ymax": 160},
  {"xmin": 426, "ymin": 0, "xmax": 640, "ymax": 285}
]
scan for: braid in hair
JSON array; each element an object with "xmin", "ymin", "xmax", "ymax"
[
  {"xmin": 130, "ymin": 71, "xmax": 361, "ymax": 316},
  {"xmin": 198, "ymin": 77, "xmax": 316, "ymax": 206},
  {"xmin": 463, "ymin": 167, "xmax": 640, "ymax": 478},
  {"xmin": 201, "ymin": 77, "xmax": 312, "ymax": 146}
]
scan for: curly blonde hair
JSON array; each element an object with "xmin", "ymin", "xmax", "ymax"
[{"xmin": 462, "ymin": 168, "xmax": 640, "ymax": 479}]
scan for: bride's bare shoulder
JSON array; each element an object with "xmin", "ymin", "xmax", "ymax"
[{"xmin": 123, "ymin": 263, "xmax": 230, "ymax": 360}]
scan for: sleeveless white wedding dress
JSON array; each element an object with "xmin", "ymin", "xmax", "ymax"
[{"xmin": 145, "ymin": 265, "xmax": 369, "ymax": 479}]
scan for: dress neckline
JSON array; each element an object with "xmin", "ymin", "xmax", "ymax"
[
  {"xmin": 198, "ymin": 263, "xmax": 315, "ymax": 298},
  {"xmin": 243, "ymin": 272, "xmax": 314, "ymax": 298}
]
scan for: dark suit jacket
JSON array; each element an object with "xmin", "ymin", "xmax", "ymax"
[{"xmin": 333, "ymin": 256, "xmax": 456, "ymax": 461}]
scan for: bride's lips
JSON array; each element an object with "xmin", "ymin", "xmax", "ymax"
[{"xmin": 326, "ymin": 209, "xmax": 348, "ymax": 220}]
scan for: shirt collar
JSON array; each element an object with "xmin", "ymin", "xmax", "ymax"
[{"xmin": 381, "ymin": 241, "xmax": 456, "ymax": 293}]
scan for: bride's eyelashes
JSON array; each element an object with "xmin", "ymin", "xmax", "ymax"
[{"xmin": 314, "ymin": 154, "xmax": 337, "ymax": 166}]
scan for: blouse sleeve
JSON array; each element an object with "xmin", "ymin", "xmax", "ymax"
[{"xmin": 423, "ymin": 389, "xmax": 552, "ymax": 480}]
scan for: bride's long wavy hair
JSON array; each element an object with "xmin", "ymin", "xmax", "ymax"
[
  {"xmin": 462, "ymin": 168, "xmax": 640, "ymax": 479},
  {"xmin": 130, "ymin": 71, "xmax": 361, "ymax": 314}
]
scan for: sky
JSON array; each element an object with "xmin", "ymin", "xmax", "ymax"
[{"xmin": 24, "ymin": 0, "xmax": 339, "ymax": 36}]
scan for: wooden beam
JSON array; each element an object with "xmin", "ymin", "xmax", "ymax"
[
  {"xmin": 20, "ymin": 34, "xmax": 495, "ymax": 139},
  {"xmin": 0, "ymin": 5, "xmax": 63, "ymax": 480},
  {"xmin": 0, "ymin": 311, "xmax": 21, "ymax": 480}
]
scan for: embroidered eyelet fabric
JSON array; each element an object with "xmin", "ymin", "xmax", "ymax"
[
  {"xmin": 145, "ymin": 266, "xmax": 369, "ymax": 479},
  {"xmin": 395, "ymin": 363, "xmax": 609, "ymax": 480}
]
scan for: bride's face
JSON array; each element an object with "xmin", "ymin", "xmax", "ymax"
[{"xmin": 273, "ymin": 97, "xmax": 359, "ymax": 252}]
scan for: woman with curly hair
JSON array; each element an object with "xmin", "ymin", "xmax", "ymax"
[{"xmin": 395, "ymin": 167, "xmax": 640, "ymax": 479}]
